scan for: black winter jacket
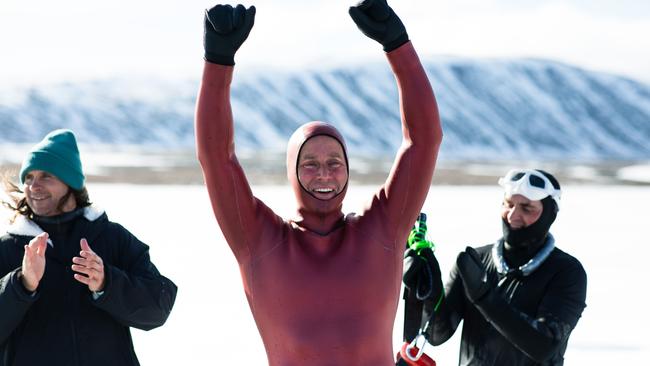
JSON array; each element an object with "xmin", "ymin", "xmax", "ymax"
[
  {"xmin": 0, "ymin": 207, "xmax": 177, "ymax": 366},
  {"xmin": 427, "ymin": 241, "xmax": 587, "ymax": 366}
]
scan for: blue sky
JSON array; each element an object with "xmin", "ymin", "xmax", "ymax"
[{"xmin": 1, "ymin": 0, "xmax": 649, "ymax": 83}]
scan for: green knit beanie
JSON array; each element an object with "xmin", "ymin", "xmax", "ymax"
[{"xmin": 20, "ymin": 129, "xmax": 85, "ymax": 190}]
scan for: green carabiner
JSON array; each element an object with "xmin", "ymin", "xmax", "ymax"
[{"xmin": 408, "ymin": 213, "xmax": 435, "ymax": 254}]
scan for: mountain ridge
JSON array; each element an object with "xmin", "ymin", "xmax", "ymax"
[{"xmin": 1, "ymin": 57, "xmax": 649, "ymax": 162}]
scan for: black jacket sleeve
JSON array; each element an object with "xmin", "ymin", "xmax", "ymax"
[
  {"xmin": 473, "ymin": 260, "xmax": 587, "ymax": 362},
  {"xmin": 427, "ymin": 263, "xmax": 466, "ymax": 345},
  {"xmin": 0, "ymin": 269, "xmax": 39, "ymax": 343},
  {"xmin": 91, "ymin": 225, "xmax": 177, "ymax": 331}
]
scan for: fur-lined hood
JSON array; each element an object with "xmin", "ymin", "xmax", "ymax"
[{"xmin": 4, "ymin": 206, "xmax": 105, "ymax": 247}]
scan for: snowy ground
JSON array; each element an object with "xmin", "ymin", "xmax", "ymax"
[{"xmin": 2, "ymin": 183, "xmax": 649, "ymax": 365}]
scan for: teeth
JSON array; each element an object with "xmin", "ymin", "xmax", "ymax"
[{"xmin": 314, "ymin": 188, "xmax": 333, "ymax": 193}]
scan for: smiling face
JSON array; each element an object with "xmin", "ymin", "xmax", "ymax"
[
  {"xmin": 23, "ymin": 170, "xmax": 76, "ymax": 216},
  {"xmin": 297, "ymin": 135, "xmax": 348, "ymax": 201},
  {"xmin": 501, "ymin": 194, "xmax": 543, "ymax": 229}
]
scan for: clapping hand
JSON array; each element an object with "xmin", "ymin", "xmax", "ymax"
[
  {"xmin": 72, "ymin": 238, "xmax": 105, "ymax": 292},
  {"xmin": 21, "ymin": 232, "xmax": 48, "ymax": 292}
]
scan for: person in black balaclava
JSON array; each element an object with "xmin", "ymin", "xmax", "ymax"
[
  {"xmin": 422, "ymin": 169, "xmax": 587, "ymax": 366},
  {"xmin": 499, "ymin": 170, "xmax": 560, "ymax": 274}
]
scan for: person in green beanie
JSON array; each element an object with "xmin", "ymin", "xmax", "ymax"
[{"xmin": 0, "ymin": 129, "xmax": 178, "ymax": 366}]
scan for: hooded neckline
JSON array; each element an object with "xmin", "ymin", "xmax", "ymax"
[{"xmin": 286, "ymin": 121, "xmax": 349, "ymax": 235}]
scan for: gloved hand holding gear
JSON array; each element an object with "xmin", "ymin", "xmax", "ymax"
[
  {"xmin": 403, "ymin": 247, "xmax": 443, "ymax": 302},
  {"xmin": 456, "ymin": 246, "xmax": 492, "ymax": 303},
  {"xmin": 204, "ymin": 4, "xmax": 256, "ymax": 65},
  {"xmin": 348, "ymin": 0, "xmax": 409, "ymax": 52}
]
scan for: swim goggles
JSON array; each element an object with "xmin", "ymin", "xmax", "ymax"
[{"xmin": 498, "ymin": 169, "xmax": 561, "ymax": 210}]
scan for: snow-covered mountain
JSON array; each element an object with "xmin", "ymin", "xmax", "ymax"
[{"xmin": 1, "ymin": 58, "xmax": 649, "ymax": 161}]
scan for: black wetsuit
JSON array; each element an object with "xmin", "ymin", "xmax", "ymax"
[{"xmin": 427, "ymin": 242, "xmax": 587, "ymax": 365}]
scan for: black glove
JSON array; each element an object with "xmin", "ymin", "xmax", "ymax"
[
  {"xmin": 204, "ymin": 4, "xmax": 256, "ymax": 66},
  {"xmin": 403, "ymin": 248, "xmax": 443, "ymax": 302},
  {"xmin": 456, "ymin": 246, "xmax": 492, "ymax": 303},
  {"xmin": 348, "ymin": 0, "xmax": 409, "ymax": 52}
]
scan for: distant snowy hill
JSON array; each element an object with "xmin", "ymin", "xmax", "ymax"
[{"xmin": 1, "ymin": 58, "xmax": 649, "ymax": 161}]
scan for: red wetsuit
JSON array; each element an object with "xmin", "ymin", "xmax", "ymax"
[{"xmin": 196, "ymin": 42, "xmax": 442, "ymax": 366}]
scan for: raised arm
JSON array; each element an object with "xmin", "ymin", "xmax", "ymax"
[
  {"xmin": 349, "ymin": 0, "xmax": 442, "ymax": 243},
  {"xmin": 195, "ymin": 4, "xmax": 263, "ymax": 261}
]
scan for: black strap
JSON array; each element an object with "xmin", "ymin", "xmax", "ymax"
[{"xmin": 403, "ymin": 287, "xmax": 425, "ymax": 342}]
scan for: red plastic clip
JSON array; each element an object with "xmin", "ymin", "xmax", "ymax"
[{"xmin": 396, "ymin": 341, "xmax": 436, "ymax": 366}]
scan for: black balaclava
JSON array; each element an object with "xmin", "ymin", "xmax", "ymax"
[{"xmin": 502, "ymin": 196, "xmax": 558, "ymax": 267}]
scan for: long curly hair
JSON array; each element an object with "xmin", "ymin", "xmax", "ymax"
[{"xmin": 2, "ymin": 172, "xmax": 91, "ymax": 223}]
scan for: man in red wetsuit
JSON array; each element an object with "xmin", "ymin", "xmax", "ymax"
[{"xmin": 196, "ymin": 1, "xmax": 442, "ymax": 365}]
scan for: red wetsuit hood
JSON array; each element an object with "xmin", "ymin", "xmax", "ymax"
[{"xmin": 286, "ymin": 121, "xmax": 349, "ymax": 234}]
